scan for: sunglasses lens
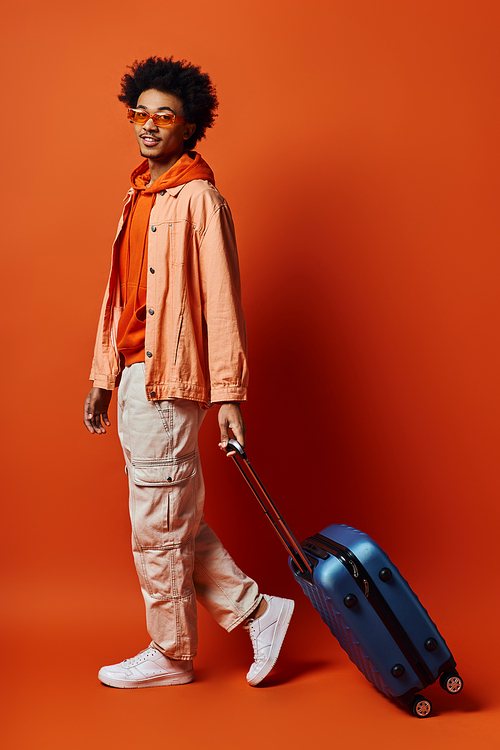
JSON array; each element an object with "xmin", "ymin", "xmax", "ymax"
[
  {"xmin": 128, "ymin": 109, "xmax": 148, "ymax": 124},
  {"xmin": 155, "ymin": 113, "xmax": 174, "ymax": 127}
]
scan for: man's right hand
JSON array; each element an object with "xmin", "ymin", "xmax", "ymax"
[{"xmin": 84, "ymin": 387, "xmax": 113, "ymax": 434}]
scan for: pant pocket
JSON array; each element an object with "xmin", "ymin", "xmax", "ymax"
[
  {"xmin": 131, "ymin": 454, "xmax": 197, "ymax": 486},
  {"xmin": 130, "ymin": 455, "xmax": 198, "ymax": 549},
  {"xmin": 138, "ymin": 540, "xmax": 195, "ymax": 601}
]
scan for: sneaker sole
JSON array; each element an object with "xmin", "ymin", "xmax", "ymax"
[
  {"xmin": 247, "ymin": 599, "xmax": 295, "ymax": 686},
  {"xmin": 98, "ymin": 670, "xmax": 194, "ymax": 689}
]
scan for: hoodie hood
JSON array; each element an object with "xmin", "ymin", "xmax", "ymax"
[{"xmin": 131, "ymin": 151, "xmax": 215, "ymax": 193}]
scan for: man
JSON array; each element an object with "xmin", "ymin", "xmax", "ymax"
[{"xmin": 83, "ymin": 56, "xmax": 294, "ymax": 688}]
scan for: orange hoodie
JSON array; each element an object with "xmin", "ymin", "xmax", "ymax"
[{"xmin": 116, "ymin": 152, "xmax": 215, "ymax": 366}]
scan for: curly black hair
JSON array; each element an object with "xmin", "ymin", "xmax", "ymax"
[{"xmin": 118, "ymin": 57, "xmax": 219, "ymax": 151}]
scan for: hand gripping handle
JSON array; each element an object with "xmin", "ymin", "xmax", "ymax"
[{"xmin": 225, "ymin": 440, "xmax": 312, "ymax": 575}]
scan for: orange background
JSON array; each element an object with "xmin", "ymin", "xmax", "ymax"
[{"xmin": 1, "ymin": 0, "xmax": 499, "ymax": 747}]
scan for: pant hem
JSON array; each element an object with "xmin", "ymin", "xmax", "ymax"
[
  {"xmin": 225, "ymin": 594, "xmax": 263, "ymax": 633},
  {"xmin": 152, "ymin": 641, "xmax": 196, "ymax": 661}
]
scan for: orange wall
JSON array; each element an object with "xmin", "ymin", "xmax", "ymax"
[{"xmin": 1, "ymin": 0, "xmax": 499, "ymax": 736}]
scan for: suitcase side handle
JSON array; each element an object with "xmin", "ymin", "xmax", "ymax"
[{"xmin": 226, "ymin": 440, "xmax": 313, "ymax": 575}]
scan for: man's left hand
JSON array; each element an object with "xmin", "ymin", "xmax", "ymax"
[{"xmin": 218, "ymin": 403, "xmax": 246, "ymax": 455}]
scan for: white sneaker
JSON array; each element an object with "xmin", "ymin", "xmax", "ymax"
[
  {"xmin": 245, "ymin": 594, "xmax": 295, "ymax": 686},
  {"xmin": 98, "ymin": 644, "xmax": 194, "ymax": 688}
]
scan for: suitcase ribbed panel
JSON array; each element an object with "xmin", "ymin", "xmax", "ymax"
[
  {"xmin": 294, "ymin": 574, "xmax": 391, "ymax": 697},
  {"xmin": 318, "ymin": 525, "xmax": 452, "ymax": 682}
]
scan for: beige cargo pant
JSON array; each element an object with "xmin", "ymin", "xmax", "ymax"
[{"xmin": 117, "ymin": 362, "xmax": 261, "ymax": 660}]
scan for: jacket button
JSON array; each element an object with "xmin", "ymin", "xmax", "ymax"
[
  {"xmin": 150, "ymin": 391, "xmax": 156, "ymax": 398},
  {"xmin": 146, "ymin": 351, "xmax": 152, "ymax": 358},
  {"xmin": 148, "ymin": 309, "xmax": 154, "ymax": 315},
  {"xmin": 151, "ymin": 226, "xmax": 156, "ymax": 232},
  {"xmin": 167, "ymin": 477, "xmax": 172, "ymax": 482},
  {"xmin": 149, "ymin": 267, "xmax": 155, "ymax": 274}
]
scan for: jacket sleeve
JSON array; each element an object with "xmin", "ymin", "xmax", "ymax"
[
  {"xmin": 198, "ymin": 202, "xmax": 249, "ymax": 403},
  {"xmin": 89, "ymin": 294, "xmax": 122, "ymax": 390},
  {"xmin": 88, "ymin": 194, "xmax": 131, "ymax": 389},
  {"xmin": 88, "ymin": 253, "xmax": 122, "ymax": 390}
]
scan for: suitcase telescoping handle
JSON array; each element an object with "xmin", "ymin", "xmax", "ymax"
[{"xmin": 226, "ymin": 439, "xmax": 312, "ymax": 575}]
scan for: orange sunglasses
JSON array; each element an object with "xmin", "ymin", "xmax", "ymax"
[{"xmin": 127, "ymin": 108, "xmax": 186, "ymax": 128}]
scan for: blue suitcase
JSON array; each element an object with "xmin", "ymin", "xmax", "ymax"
[{"xmin": 227, "ymin": 440, "xmax": 463, "ymax": 717}]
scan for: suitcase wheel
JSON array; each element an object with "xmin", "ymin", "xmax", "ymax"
[
  {"xmin": 439, "ymin": 671, "xmax": 464, "ymax": 694},
  {"xmin": 411, "ymin": 695, "xmax": 432, "ymax": 718}
]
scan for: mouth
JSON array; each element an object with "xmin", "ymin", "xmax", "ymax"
[{"xmin": 140, "ymin": 135, "xmax": 161, "ymax": 147}]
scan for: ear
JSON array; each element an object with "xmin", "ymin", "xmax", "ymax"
[{"xmin": 183, "ymin": 124, "xmax": 196, "ymax": 141}]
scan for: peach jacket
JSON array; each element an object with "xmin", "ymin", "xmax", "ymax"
[{"xmin": 90, "ymin": 179, "xmax": 248, "ymax": 406}]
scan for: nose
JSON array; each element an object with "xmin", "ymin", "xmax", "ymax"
[{"xmin": 143, "ymin": 116, "xmax": 158, "ymax": 131}]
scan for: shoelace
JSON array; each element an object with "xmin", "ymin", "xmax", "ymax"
[
  {"xmin": 245, "ymin": 620, "xmax": 268, "ymax": 663},
  {"xmin": 122, "ymin": 647, "xmax": 156, "ymax": 667}
]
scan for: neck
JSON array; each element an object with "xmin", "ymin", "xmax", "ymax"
[{"xmin": 147, "ymin": 149, "xmax": 185, "ymax": 182}]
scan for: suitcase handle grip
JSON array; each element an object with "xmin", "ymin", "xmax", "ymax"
[
  {"xmin": 227, "ymin": 438, "xmax": 247, "ymax": 458},
  {"xmin": 225, "ymin": 440, "xmax": 312, "ymax": 576}
]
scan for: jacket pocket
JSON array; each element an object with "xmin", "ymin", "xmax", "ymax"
[
  {"xmin": 169, "ymin": 219, "xmax": 195, "ymax": 266},
  {"xmin": 174, "ymin": 314, "xmax": 183, "ymax": 364}
]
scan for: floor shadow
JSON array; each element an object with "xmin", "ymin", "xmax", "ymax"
[
  {"xmin": 428, "ymin": 690, "xmax": 482, "ymax": 716},
  {"xmin": 254, "ymin": 659, "xmax": 332, "ymax": 688}
]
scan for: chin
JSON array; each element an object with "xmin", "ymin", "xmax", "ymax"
[{"xmin": 140, "ymin": 148, "xmax": 159, "ymax": 159}]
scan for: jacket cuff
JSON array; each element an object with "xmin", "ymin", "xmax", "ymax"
[
  {"xmin": 210, "ymin": 386, "xmax": 248, "ymax": 403},
  {"xmin": 90, "ymin": 373, "xmax": 117, "ymax": 390}
]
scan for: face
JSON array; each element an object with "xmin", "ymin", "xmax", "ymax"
[{"xmin": 132, "ymin": 89, "xmax": 196, "ymax": 173}]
